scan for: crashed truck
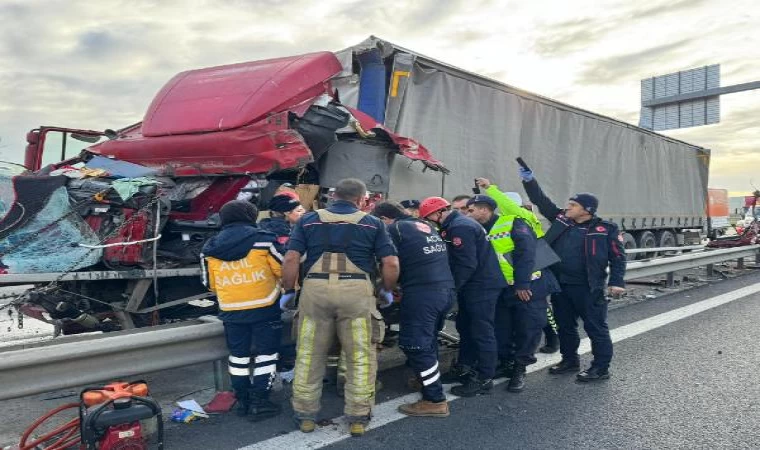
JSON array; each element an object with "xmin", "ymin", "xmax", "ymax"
[
  {"xmin": 334, "ymin": 37, "xmax": 720, "ymax": 257},
  {"xmin": 0, "ymin": 50, "xmax": 447, "ymax": 334},
  {"xmin": 2, "ymin": 36, "xmax": 718, "ymax": 333}
]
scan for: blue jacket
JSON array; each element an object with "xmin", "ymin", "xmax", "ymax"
[
  {"xmin": 387, "ymin": 215, "xmax": 455, "ymax": 291},
  {"xmin": 439, "ymin": 211, "xmax": 507, "ymax": 292},
  {"xmin": 202, "ymin": 222, "xmax": 281, "ymax": 323},
  {"xmin": 258, "ymin": 217, "xmax": 292, "ymax": 254},
  {"xmin": 523, "ymin": 178, "xmax": 626, "ymax": 292}
]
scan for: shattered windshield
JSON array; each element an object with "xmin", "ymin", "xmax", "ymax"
[{"xmin": 0, "ymin": 167, "xmax": 103, "ymax": 274}]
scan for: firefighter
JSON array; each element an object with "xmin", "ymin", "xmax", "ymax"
[
  {"xmin": 476, "ymin": 178, "xmax": 561, "ymax": 355},
  {"xmin": 372, "ymin": 201, "xmax": 455, "ymax": 417},
  {"xmin": 420, "ymin": 196, "xmax": 506, "ymax": 397},
  {"xmin": 200, "ymin": 200, "xmax": 284, "ymax": 421},
  {"xmin": 519, "ymin": 167, "xmax": 626, "ymax": 382},
  {"xmin": 281, "ymin": 178, "xmax": 399, "ymax": 437},
  {"xmin": 465, "ymin": 194, "xmax": 549, "ymax": 392},
  {"xmin": 259, "ymin": 194, "xmax": 306, "ymax": 249}
]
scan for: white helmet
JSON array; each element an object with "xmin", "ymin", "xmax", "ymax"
[{"xmin": 504, "ymin": 191, "xmax": 523, "ymax": 206}]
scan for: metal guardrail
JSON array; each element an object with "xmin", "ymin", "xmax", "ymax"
[
  {"xmin": 624, "ymin": 244, "xmax": 759, "ymax": 280},
  {"xmin": 1, "ymin": 245, "xmax": 758, "ymax": 401},
  {"xmin": 0, "ymin": 267, "xmax": 202, "ymax": 283},
  {"xmin": 625, "ymin": 244, "xmax": 705, "ymax": 254},
  {"xmin": 0, "ymin": 319, "xmax": 226, "ymax": 401}
]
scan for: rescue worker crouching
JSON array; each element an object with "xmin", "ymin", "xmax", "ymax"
[
  {"xmin": 259, "ymin": 193, "xmax": 306, "ymax": 382},
  {"xmin": 372, "ymin": 201, "xmax": 455, "ymax": 417},
  {"xmin": 420, "ymin": 196, "xmax": 507, "ymax": 397},
  {"xmin": 465, "ymin": 194, "xmax": 554, "ymax": 393},
  {"xmin": 201, "ymin": 200, "xmax": 284, "ymax": 421},
  {"xmin": 399, "ymin": 199, "xmax": 421, "ymax": 218},
  {"xmin": 259, "ymin": 193, "xmax": 306, "ymax": 250},
  {"xmin": 281, "ymin": 178, "xmax": 400, "ymax": 437},
  {"xmin": 519, "ymin": 167, "xmax": 626, "ymax": 382}
]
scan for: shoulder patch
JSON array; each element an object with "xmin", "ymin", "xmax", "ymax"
[
  {"xmin": 452, "ymin": 237, "xmax": 463, "ymax": 247},
  {"xmin": 415, "ymin": 221, "xmax": 432, "ymax": 234},
  {"xmin": 277, "ymin": 236, "xmax": 290, "ymax": 245},
  {"xmin": 596, "ymin": 226, "xmax": 607, "ymax": 232}
]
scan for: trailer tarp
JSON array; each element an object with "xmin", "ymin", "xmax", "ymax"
[{"xmin": 345, "ymin": 38, "xmax": 710, "ymax": 230}]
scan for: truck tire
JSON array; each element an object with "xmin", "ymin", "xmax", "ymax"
[
  {"xmin": 656, "ymin": 230, "xmax": 677, "ymax": 255},
  {"xmin": 621, "ymin": 232, "xmax": 637, "ymax": 261},
  {"xmin": 635, "ymin": 231, "xmax": 657, "ymax": 260}
]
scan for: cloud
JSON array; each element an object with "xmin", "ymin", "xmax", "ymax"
[
  {"xmin": 0, "ymin": 0, "xmax": 754, "ymax": 202},
  {"xmin": 627, "ymin": 0, "xmax": 708, "ymax": 20},
  {"xmin": 533, "ymin": 0, "xmax": 708, "ymax": 58},
  {"xmin": 533, "ymin": 17, "xmax": 614, "ymax": 57},
  {"xmin": 576, "ymin": 39, "xmax": 696, "ymax": 85}
]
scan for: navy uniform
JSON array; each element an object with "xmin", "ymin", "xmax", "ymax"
[
  {"xmin": 490, "ymin": 217, "xmax": 550, "ymax": 391},
  {"xmin": 384, "ymin": 212, "xmax": 455, "ymax": 413},
  {"xmin": 522, "ymin": 173, "xmax": 626, "ymax": 380},
  {"xmin": 258, "ymin": 216, "xmax": 292, "ymax": 248},
  {"xmin": 259, "ymin": 194, "xmax": 303, "ymax": 376},
  {"xmin": 438, "ymin": 209, "xmax": 506, "ymax": 395},
  {"xmin": 287, "ymin": 197, "xmax": 397, "ymax": 429},
  {"xmin": 467, "ymin": 194, "xmax": 552, "ymax": 392},
  {"xmin": 201, "ymin": 200, "xmax": 284, "ymax": 420},
  {"xmin": 259, "ymin": 194, "xmax": 303, "ymax": 252}
]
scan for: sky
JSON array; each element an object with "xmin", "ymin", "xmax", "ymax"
[{"xmin": 0, "ymin": 0, "xmax": 758, "ymax": 194}]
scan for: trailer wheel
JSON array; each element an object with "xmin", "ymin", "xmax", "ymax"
[
  {"xmin": 635, "ymin": 231, "xmax": 657, "ymax": 260},
  {"xmin": 621, "ymin": 232, "xmax": 637, "ymax": 261},
  {"xmin": 656, "ymin": 230, "xmax": 677, "ymax": 255}
]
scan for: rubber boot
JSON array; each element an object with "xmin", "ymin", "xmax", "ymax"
[
  {"xmin": 298, "ymin": 419, "xmax": 316, "ymax": 433},
  {"xmin": 350, "ymin": 422, "xmax": 366, "ymax": 437}
]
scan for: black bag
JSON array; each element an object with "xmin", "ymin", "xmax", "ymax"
[{"xmin": 502, "ymin": 238, "xmax": 560, "ymax": 272}]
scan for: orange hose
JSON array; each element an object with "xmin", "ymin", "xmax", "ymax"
[{"xmin": 19, "ymin": 402, "xmax": 80, "ymax": 450}]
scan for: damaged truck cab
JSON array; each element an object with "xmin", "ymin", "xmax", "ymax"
[{"xmin": 2, "ymin": 51, "xmax": 446, "ymax": 334}]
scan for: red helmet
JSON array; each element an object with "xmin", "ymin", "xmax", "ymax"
[
  {"xmin": 279, "ymin": 190, "xmax": 300, "ymax": 201},
  {"xmin": 419, "ymin": 196, "xmax": 451, "ymax": 218}
]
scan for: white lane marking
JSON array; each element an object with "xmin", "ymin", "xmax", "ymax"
[{"xmin": 240, "ymin": 282, "xmax": 760, "ymax": 449}]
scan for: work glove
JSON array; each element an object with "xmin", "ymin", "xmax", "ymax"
[
  {"xmin": 518, "ymin": 167, "xmax": 534, "ymax": 182},
  {"xmin": 279, "ymin": 290, "xmax": 297, "ymax": 310},
  {"xmin": 378, "ymin": 289, "xmax": 394, "ymax": 309}
]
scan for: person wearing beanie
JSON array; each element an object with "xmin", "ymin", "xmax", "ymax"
[
  {"xmin": 201, "ymin": 200, "xmax": 285, "ymax": 421},
  {"xmin": 399, "ymin": 199, "xmax": 421, "ymax": 218},
  {"xmin": 259, "ymin": 194, "xmax": 306, "ymax": 382},
  {"xmin": 259, "ymin": 194, "xmax": 306, "ymax": 250},
  {"xmin": 518, "ymin": 167, "xmax": 626, "ymax": 382}
]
